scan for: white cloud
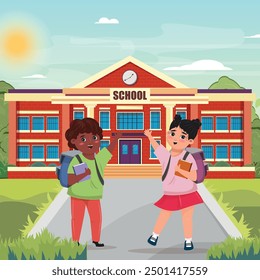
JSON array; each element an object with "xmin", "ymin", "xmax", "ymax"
[
  {"xmin": 164, "ymin": 60, "xmax": 232, "ymax": 71},
  {"xmin": 95, "ymin": 17, "xmax": 119, "ymax": 24},
  {"xmin": 244, "ymin": 34, "xmax": 260, "ymax": 39},
  {"xmin": 22, "ymin": 74, "xmax": 47, "ymax": 79}
]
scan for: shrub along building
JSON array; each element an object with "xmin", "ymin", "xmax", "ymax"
[{"xmin": 5, "ymin": 57, "xmax": 256, "ymax": 178}]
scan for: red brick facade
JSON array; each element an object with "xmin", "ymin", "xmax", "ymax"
[{"xmin": 5, "ymin": 57, "xmax": 255, "ymax": 178}]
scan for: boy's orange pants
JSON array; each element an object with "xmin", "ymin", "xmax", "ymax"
[{"xmin": 71, "ymin": 197, "xmax": 102, "ymax": 242}]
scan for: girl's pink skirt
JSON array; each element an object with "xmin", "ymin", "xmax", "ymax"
[{"xmin": 154, "ymin": 192, "xmax": 203, "ymax": 211}]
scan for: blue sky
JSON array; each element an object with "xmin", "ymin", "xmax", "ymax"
[{"xmin": 0, "ymin": 0, "xmax": 260, "ymax": 103}]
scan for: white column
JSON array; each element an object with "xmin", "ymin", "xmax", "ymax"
[
  {"xmin": 85, "ymin": 105, "xmax": 96, "ymax": 118},
  {"xmin": 164, "ymin": 104, "xmax": 175, "ymax": 150}
]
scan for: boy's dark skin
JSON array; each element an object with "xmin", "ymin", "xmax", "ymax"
[{"xmin": 68, "ymin": 132, "xmax": 122, "ymax": 186}]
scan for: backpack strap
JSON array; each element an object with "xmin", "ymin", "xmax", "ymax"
[
  {"xmin": 94, "ymin": 158, "xmax": 104, "ymax": 185},
  {"xmin": 183, "ymin": 151, "xmax": 190, "ymax": 161},
  {"xmin": 75, "ymin": 154, "xmax": 83, "ymax": 164},
  {"xmin": 162, "ymin": 155, "xmax": 171, "ymax": 181}
]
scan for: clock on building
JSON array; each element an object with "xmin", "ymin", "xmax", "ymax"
[{"xmin": 122, "ymin": 70, "xmax": 138, "ymax": 85}]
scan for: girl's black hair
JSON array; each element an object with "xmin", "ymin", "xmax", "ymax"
[{"xmin": 169, "ymin": 115, "xmax": 201, "ymax": 139}]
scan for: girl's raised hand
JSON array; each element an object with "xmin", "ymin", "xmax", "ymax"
[{"xmin": 144, "ymin": 129, "xmax": 152, "ymax": 138}]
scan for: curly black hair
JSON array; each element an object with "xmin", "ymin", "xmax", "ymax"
[
  {"xmin": 65, "ymin": 118, "xmax": 103, "ymax": 149},
  {"xmin": 169, "ymin": 115, "xmax": 201, "ymax": 140}
]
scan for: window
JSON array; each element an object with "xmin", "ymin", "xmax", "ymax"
[
  {"xmin": 74, "ymin": 111, "xmax": 84, "ymax": 120},
  {"xmin": 47, "ymin": 117, "xmax": 59, "ymax": 131},
  {"xmin": 47, "ymin": 146, "xmax": 59, "ymax": 159},
  {"xmin": 100, "ymin": 140, "xmax": 110, "ymax": 150},
  {"xmin": 32, "ymin": 117, "xmax": 44, "ymax": 131},
  {"xmin": 231, "ymin": 146, "xmax": 242, "ymax": 159},
  {"xmin": 100, "ymin": 112, "xmax": 110, "ymax": 129},
  {"xmin": 201, "ymin": 117, "xmax": 213, "ymax": 131},
  {"xmin": 202, "ymin": 145, "xmax": 213, "ymax": 159},
  {"xmin": 216, "ymin": 117, "xmax": 228, "ymax": 131},
  {"xmin": 18, "ymin": 146, "xmax": 29, "ymax": 159},
  {"xmin": 117, "ymin": 113, "xmax": 144, "ymax": 130},
  {"xmin": 132, "ymin": 144, "xmax": 139, "ymax": 155},
  {"xmin": 32, "ymin": 146, "xmax": 44, "ymax": 159},
  {"xmin": 216, "ymin": 146, "xmax": 228, "ymax": 160},
  {"xmin": 231, "ymin": 117, "xmax": 243, "ymax": 130},
  {"xmin": 176, "ymin": 111, "xmax": 187, "ymax": 120},
  {"xmin": 150, "ymin": 112, "xmax": 161, "ymax": 129},
  {"xmin": 150, "ymin": 140, "xmax": 161, "ymax": 158},
  {"xmin": 18, "ymin": 117, "xmax": 30, "ymax": 131},
  {"xmin": 122, "ymin": 144, "xmax": 128, "ymax": 155}
]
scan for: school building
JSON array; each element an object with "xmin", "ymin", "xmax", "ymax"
[{"xmin": 5, "ymin": 56, "xmax": 256, "ymax": 178}]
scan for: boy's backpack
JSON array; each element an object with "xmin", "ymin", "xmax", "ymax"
[
  {"xmin": 162, "ymin": 147, "xmax": 208, "ymax": 184},
  {"xmin": 56, "ymin": 150, "xmax": 104, "ymax": 188}
]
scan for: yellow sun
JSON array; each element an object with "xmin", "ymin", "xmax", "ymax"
[{"xmin": 2, "ymin": 27, "xmax": 34, "ymax": 62}]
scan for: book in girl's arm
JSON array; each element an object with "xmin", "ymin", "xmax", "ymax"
[{"xmin": 175, "ymin": 160, "xmax": 192, "ymax": 178}]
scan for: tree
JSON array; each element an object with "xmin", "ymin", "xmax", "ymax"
[
  {"xmin": 0, "ymin": 81, "xmax": 14, "ymax": 177},
  {"xmin": 209, "ymin": 76, "xmax": 244, "ymax": 89}
]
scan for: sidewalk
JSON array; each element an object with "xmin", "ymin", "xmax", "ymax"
[{"xmin": 29, "ymin": 178, "xmax": 241, "ymax": 260}]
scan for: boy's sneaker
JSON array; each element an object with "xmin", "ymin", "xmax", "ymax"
[
  {"xmin": 147, "ymin": 235, "xmax": 158, "ymax": 246},
  {"xmin": 93, "ymin": 241, "xmax": 104, "ymax": 247},
  {"xmin": 184, "ymin": 240, "xmax": 194, "ymax": 250}
]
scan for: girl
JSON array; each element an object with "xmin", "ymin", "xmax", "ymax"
[
  {"xmin": 65, "ymin": 117, "xmax": 121, "ymax": 247},
  {"xmin": 144, "ymin": 115, "xmax": 203, "ymax": 250}
]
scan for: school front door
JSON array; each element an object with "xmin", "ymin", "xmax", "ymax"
[{"xmin": 119, "ymin": 140, "xmax": 141, "ymax": 164}]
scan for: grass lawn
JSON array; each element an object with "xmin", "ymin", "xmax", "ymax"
[
  {"xmin": 204, "ymin": 179, "xmax": 260, "ymax": 237},
  {"xmin": 0, "ymin": 179, "xmax": 61, "ymax": 240}
]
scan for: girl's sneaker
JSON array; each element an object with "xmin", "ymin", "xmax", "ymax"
[
  {"xmin": 184, "ymin": 240, "xmax": 194, "ymax": 250},
  {"xmin": 147, "ymin": 235, "xmax": 158, "ymax": 246}
]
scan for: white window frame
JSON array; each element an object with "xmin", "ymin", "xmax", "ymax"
[
  {"xmin": 150, "ymin": 111, "xmax": 161, "ymax": 130},
  {"xmin": 32, "ymin": 116, "xmax": 45, "ymax": 133},
  {"xmin": 230, "ymin": 116, "xmax": 243, "ymax": 133},
  {"xmin": 17, "ymin": 116, "xmax": 30, "ymax": 133},
  {"xmin": 216, "ymin": 145, "xmax": 229, "ymax": 161},
  {"xmin": 99, "ymin": 111, "xmax": 111, "ymax": 130},
  {"xmin": 215, "ymin": 116, "xmax": 229, "ymax": 133},
  {"xmin": 46, "ymin": 145, "xmax": 59, "ymax": 162},
  {"xmin": 201, "ymin": 116, "xmax": 214, "ymax": 133},
  {"xmin": 32, "ymin": 145, "xmax": 45, "ymax": 161},
  {"xmin": 116, "ymin": 112, "xmax": 144, "ymax": 130},
  {"xmin": 230, "ymin": 145, "xmax": 243, "ymax": 162},
  {"xmin": 46, "ymin": 116, "xmax": 60, "ymax": 133},
  {"xmin": 73, "ymin": 111, "xmax": 84, "ymax": 120},
  {"xmin": 100, "ymin": 140, "xmax": 110, "ymax": 150},
  {"xmin": 149, "ymin": 140, "xmax": 161, "ymax": 160},
  {"xmin": 17, "ymin": 145, "xmax": 30, "ymax": 162},
  {"xmin": 201, "ymin": 145, "xmax": 214, "ymax": 161}
]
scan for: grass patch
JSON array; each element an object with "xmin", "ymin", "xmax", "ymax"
[
  {"xmin": 207, "ymin": 237, "xmax": 260, "ymax": 260},
  {"xmin": 0, "ymin": 229, "xmax": 87, "ymax": 260},
  {"xmin": 204, "ymin": 179, "xmax": 260, "ymax": 238},
  {"xmin": 0, "ymin": 179, "xmax": 61, "ymax": 239}
]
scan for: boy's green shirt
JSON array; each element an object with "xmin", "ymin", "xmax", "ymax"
[{"xmin": 67, "ymin": 148, "xmax": 112, "ymax": 200}]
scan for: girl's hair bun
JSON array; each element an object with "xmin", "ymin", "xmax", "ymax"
[
  {"xmin": 192, "ymin": 118, "xmax": 202, "ymax": 128},
  {"xmin": 174, "ymin": 114, "xmax": 182, "ymax": 121}
]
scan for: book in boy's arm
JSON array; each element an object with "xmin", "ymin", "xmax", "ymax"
[
  {"xmin": 175, "ymin": 159, "xmax": 192, "ymax": 178},
  {"xmin": 73, "ymin": 163, "xmax": 91, "ymax": 182}
]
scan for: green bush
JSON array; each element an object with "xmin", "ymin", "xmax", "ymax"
[
  {"xmin": 214, "ymin": 161, "xmax": 231, "ymax": 167},
  {"xmin": 207, "ymin": 237, "xmax": 260, "ymax": 260},
  {"xmin": 31, "ymin": 162, "xmax": 46, "ymax": 167},
  {"xmin": 255, "ymin": 161, "xmax": 260, "ymax": 178},
  {"xmin": 0, "ymin": 229, "xmax": 87, "ymax": 260},
  {"xmin": 0, "ymin": 161, "xmax": 7, "ymax": 178},
  {"xmin": 48, "ymin": 163, "xmax": 57, "ymax": 167}
]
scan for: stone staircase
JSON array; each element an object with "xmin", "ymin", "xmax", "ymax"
[{"xmin": 104, "ymin": 164, "xmax": 162, "ymax": 178}]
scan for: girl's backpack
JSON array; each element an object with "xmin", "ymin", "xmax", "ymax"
[{"xmin": 162, "ymin": 147, "xmax": 208, "ymax": 183}]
